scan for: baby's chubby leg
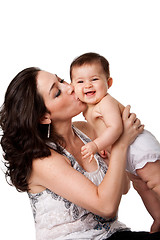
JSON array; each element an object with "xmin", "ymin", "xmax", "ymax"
[
  {"xmin": 136, "ymin": 160, "xmax": 160, "ymax": 199},
  {"xmin": 128, "ymin": 167, "xmax": 160, "ymax": 233}
]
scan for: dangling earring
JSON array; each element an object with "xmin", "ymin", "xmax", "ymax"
[{"xmin": 47, "ymin": 123, "xmax": 50, "ymax": 138}]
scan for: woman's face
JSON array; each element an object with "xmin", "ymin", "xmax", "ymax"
[{"xmin": 36, "ymin": 71, "xmax": 86, "ymax": 122}]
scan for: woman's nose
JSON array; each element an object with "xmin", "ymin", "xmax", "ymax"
[
  {"xmin": 67, "ymin": 84, "xmax": 74, "ymax": 94},
  {"xmin": 59, "ymin": 81, "xmax": 74, "ymax": 95}
]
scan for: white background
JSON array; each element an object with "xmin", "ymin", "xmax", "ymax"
[{"xmin": 0, "ymin": 0, "xmax": 160, "ymax": 239}]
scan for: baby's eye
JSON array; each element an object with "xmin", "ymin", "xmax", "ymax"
[
  {"xmin": 92, "ymin": 78, "xmax": 98, "ymax": 81},
  {"xmin": 54, "ymin": 89, "xmax": 61, "ymax": 98},
  {"xmin": 77, "ymin": 80, "xmax": 84, "ymax": 83}
]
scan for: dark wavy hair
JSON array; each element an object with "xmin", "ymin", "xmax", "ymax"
[
  {"xmin": 70, "ymin": 52, "xmax": 110, "ymax": 80},
  {"xmin": 0, "ymin": 67, "xmax": 63, "ymax": 192}
]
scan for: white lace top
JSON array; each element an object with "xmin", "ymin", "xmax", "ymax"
[{"xmin": 28, "ymin": 126, "xmax": 129, "ymax": 240}]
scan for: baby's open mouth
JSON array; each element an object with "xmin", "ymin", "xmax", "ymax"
[{"xmin": 85, "ymin": 91, "xmax": 96, "ymax": 96}]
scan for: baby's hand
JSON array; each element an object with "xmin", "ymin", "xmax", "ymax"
[
  {"xmin": 81, "ymin": 141, "xmax": 98, "ymax": 162},
  {"xmin": 99, "ymin": 150, "xmax": 110, "ymax": 166},
  {"xmin": 99, "ymin": 150, "xmax": 108, "ymax": 159}
]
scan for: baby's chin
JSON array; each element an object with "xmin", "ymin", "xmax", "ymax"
[
  {"xmin": 75, "ymin": 94, "xmax": 102, "ymax": 105},
  {"xmin": 84, "ymin": 98, "xmax": 101, "ymax": 105}
]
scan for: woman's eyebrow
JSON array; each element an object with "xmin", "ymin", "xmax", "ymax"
[{"xmin": 55, "ymin": 74, "xmax": 61, "ymax": 82}]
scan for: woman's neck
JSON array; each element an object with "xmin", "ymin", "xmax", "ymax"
[{"xmin": 53, "ymin": 120, "xmax": 76, "ymax": 147}]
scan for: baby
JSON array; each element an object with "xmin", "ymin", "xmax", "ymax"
[{"xmin": 70, "ymin": 52, "xmax": 160, "ymax": 232}]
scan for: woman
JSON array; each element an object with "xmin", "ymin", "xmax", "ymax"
[{"xmin": 0, "ymin": 67, "xmax": 159, "ymax": 239}]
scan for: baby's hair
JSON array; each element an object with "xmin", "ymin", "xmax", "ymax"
[{"xmin": 70, "ymin": 52, "xmax": 110, "ymax": 80}]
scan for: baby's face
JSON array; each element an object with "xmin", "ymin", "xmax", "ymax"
[{"xmin": 71, "ymin": 63, "xmax": 109, "ymax": 105}]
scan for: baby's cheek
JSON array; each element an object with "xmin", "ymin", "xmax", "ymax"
[{"xmin": 76, "ymin": 86, "xmax": 83, "ymax": 95}]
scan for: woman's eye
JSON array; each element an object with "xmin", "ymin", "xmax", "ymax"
[{"xmin": 54, "ymin": 89, "xmax": 61, "ymax": 98}]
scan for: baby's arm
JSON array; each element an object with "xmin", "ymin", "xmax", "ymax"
[
  {"xmin": 81, "ymin": 95, "xmax": 123, "ymax": 160},
  {"xmin": 128, "ymin": 172, "xmax": 160, "ymax": 233}
]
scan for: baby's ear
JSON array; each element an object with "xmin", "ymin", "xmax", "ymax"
[
  {"xmin": 39, "ymin": 113, "xmax": 51, "ymax": 125},
  {"xmin": 107, "ymin": 77, "xmax": 113, "ymax": 89}
]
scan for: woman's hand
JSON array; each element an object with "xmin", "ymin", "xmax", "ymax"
[{"xmin": 116, "ymin": 105, "xmax": 144, "ymax": 147}]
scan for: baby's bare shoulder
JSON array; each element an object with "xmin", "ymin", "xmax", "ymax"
[
  {"xmin": 101, "ymin": 94, "xmax": 119, "ymax": 104},
  {"xmin": 100, "ymin": 94, "xmax": 124, "ymax": 113}
]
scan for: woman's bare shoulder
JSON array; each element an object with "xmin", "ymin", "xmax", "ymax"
[
  {"xmin": 73, "ymin": 121, "xmax": 95, "ymax": 140},
  {"xmin": 29, "ymin": 149, "xmax": 71, "ymax": 193},
  {"xmin": 32, "ymin": 149, "xmax": 70, "ymax": 171}
]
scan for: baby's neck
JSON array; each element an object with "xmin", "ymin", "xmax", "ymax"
[{"xmin": 82, "ymin": 104, "xmax": 94, "ymax": 119}]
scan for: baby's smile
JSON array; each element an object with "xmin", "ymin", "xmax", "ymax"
[{"xmin": 84, "ymin": 90, "xmax": 96, "ymax": 96}]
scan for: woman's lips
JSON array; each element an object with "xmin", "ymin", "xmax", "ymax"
[{"xmin": 73, "ymin": 92, "xmax": 80, "ymax": 101}]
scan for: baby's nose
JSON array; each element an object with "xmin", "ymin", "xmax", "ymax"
[{"xmin": 85, "ymin": 81, "xmax": 92, "ymax": 88}]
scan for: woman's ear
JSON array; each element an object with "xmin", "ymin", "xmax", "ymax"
[
  {"xmin": 40, "ymin": 113, "xmax": 51, "ymax": 125},
  {"xmin": 107, "ymin": 77, "xmax": 113, "ymax": 89}
]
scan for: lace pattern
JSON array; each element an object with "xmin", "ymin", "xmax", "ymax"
[{"xmin": 28, "ymin": 125, "xmax": 128, "ymax": 240}]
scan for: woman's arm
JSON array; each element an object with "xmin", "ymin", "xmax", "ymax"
[
  {"xmin": 101, "ymin": 151, "xmax": 130, "ymax": 195},
  {"xmin": 31, "ymin": 106, "xmax": 143, "ymax": 218},
  {"xmin": 123, "ymin": 172, "xmax": 130, "ymax": 195}
]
